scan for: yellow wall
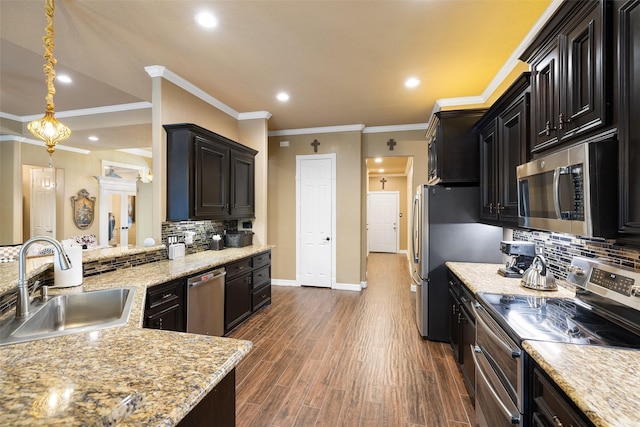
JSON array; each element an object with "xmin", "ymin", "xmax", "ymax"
[
  {"xmin": 154, "ymin": 78, "xmax": 269, "ymax": 245},
  {"xmin": 362, "ymin": 130, "xmax": 428, "ymax": 280},
  {"xmin": 0, "ymin": 138, "xmax": 150, "ymax": 245},
  {"xmin": 368, "ymin": 175, "xmax": 408, "ymax": 251},
  {"xmin": 268, "ymin": 131, "xmax": 362, "ymax": 286}
]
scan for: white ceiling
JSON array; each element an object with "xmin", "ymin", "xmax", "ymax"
[{"xmin": 0, "ymin": 0, "xmax": 554, "ymax": 152}]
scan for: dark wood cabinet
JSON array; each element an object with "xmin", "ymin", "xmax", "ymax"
[
  {"xmin": 530, "ymin": 366, "xmax": 593, "ymax": 427},
  {"xmin": 164, "ymin": 123, "xmax": 257, "ymax": 221},
  {"xmin": 616, "ymin": 0, "xmax": 640, "ymax": 245},
  {"xmin": 478, "ymin": 73, "xmax": 530, "ymax": 227},
  {"xmin": 177, "ymin": 369, "xmax": 236, "ymax": 427},
  {"xmin": 426, "ymin": 109, "xmax": 486, "ymax": 185},
  {"xmin": 522, "ymin": 0, "xmax": 610, "ymax": 154},
  {"xmin": 448, "ymin": 270, "xmax": 475, "ymax": 399},
  {"xmin": 224, "ymin": 250, "xmax": 271, "ymax": 334},
  {"xmin": 144, "ymin": 278, "xmax": 186, "ymax": 332}
]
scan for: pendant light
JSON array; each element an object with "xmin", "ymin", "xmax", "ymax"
[{"xmin": 27, "ymin": 0, "xmax": 71, "ymax": 156}]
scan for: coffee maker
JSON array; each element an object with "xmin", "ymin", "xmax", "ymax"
[{"xmin": 498, "ymin": 241, "xmax": 536, "ymax": 278}]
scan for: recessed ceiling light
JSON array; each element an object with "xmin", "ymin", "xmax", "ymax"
[
  {"xmin": 88, "ymin": 136, "xmax": 99, "ymax": 141},
  {"xmin": 374, "ymin": 158, "xmax": 382, "ymax": 163},
  {"xmin": 379, "ymin": 169, "xmax": 385, "ymax": 173},
  {"xmin": 405, "ymin": 77, "xmax": 420, "ymax": 88},
  {"xmin": 276, "ymin": 92, "xmax": 290, "ymax": 102},
  {"xmin": 57, "ymin": 74, "xmax": 72, "ymax": 84},
  {"xmin": 195, "ymin": 11, "xmax": 218, "ymax": 28}
]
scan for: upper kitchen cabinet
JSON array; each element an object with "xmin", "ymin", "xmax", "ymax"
[
  {"xmin": 477, "ymin": 73, "xmax": 530, "ymax": 227},
  {"xmin": 426, "ymin": 109, "xmax": 486, "ymax": 185},
  {"xmin": 521, "ymin": 0, "xmax": 612, "ymax": 154},
  {"xmin": 615, "ymin": 0, "xmax": 640, "ymax": 245},
  {"xmin": 164, "ymin": 123, "xmax": 257, "ymax": 221}
]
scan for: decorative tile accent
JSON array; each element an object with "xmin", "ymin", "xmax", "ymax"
[
  {"xmin": 161, "ymin": 220, "xmax": 227, "ymax": 253},
  {"xmin": 513, "ymin": 229, "xmax": 640, "ymax": 280}
]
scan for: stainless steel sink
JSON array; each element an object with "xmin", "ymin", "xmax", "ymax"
[{"xmin": 0, "ymin": 287, "xmax": 136, "ymax": 346}]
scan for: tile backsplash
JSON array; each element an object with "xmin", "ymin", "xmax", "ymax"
[{"xmin": 513, "ymin": 229, "xmax": 640, "ymax": 281}]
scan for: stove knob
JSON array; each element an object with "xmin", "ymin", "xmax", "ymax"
[
  {"xmin": 631, "ymin": 285, "xmax": 640, "ymax": 297},
  {"xmin": 568, "ymin": 265, "xmax": 586, "ymax": 276}
]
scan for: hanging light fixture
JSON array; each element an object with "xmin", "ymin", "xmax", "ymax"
[{"xmin": 28, "ymin": 0, "xmax": 71, "ymax": 156}]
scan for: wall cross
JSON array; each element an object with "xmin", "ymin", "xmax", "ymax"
[
  {"xmin": 387, "ymin": 138, "xmax": 397, "ymax": 151},
  {"xmin": 311, "ymin": 139, "xmax": 320, "ymax": 153},
  {"xmin": 380, "ymin": 177, "xmax": 387, "ymax": 189}
]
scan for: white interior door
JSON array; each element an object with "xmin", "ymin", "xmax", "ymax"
[
  {"xmin": 30, "ymin": 168, "xmax": 56, "ymax": 239},
  {"xmin": 368, "ymin": 191, "xmax": 399, "ymax": 253},
  {"xmin": 97, "ymin": 176, "xmax": 137, "ymax": 247},
  {"xmin": 296, "ymin": 154, "xmax": 336, "ymax": 288}
]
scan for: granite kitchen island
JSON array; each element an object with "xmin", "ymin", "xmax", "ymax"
[{"xmin": 0, "ymin": 246, "xmax": 271, "ymax": 426}]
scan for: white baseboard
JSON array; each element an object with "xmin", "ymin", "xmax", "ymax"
[
  {"xmin": 271, "ymin": 279, "xmax": 298, "ymax": 287},
  {"xmin": 271, "ymin": 279, "xmax": 361, "ymax": 292},
  {"xmin": 332, "ymin": 282, "xmax": 362, "ymax": 292}
]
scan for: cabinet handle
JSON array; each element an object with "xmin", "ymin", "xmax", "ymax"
[
  {"xmin": 489, "ymin": 202, "xmax": 493, "ymax": 213},
  {"xmin": 162, "ymin": 293, "xmax": 173, "ymax": 300},
  {"xmin": 544, "ymin": 120, "xmax": 557, "ymax": 136},
  {"xmin": 551, "ymin": 415, "xmax": 564, "ymax": 427},
  {"xmin": 558, "ymin": 112, "xmax": 570, "ymax": 130}
]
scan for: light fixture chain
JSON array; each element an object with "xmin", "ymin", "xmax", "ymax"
[{"xmin": 43, "ymin": 0, "xmax": 57, "ymax": 112}]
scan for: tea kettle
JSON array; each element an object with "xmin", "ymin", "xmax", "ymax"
[{"xmin": 520, "ymin": 255, "xmax": 557, "ymax": 291}]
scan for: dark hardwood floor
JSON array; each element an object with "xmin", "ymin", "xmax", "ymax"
[{"xmin": 227, "ymin": 253, "xmax": 475, "ymax": 426}]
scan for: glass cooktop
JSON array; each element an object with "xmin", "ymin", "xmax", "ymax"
[{"xmin": 476, "ymin": 292, "xmax": 640, "ymax": 348}]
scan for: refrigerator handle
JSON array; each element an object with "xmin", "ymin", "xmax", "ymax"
[{"xmin": 411, "ymin": 194, "xmax": 419, "ymax": 264}]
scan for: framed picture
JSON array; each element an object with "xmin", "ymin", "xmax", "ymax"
[
  {"xmin": 71, "ymin": 189, "xmax": 96, "ymax": 230},
  {"xmin": 128, "ymin": 195, "xmax": 135, "ymax": 225}
]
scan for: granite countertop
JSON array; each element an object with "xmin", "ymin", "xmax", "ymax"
[
  {"xmin": 445, "ymin": 261, "xmax": 575, "ymax": 298},
  {"xmin": 0, "ymin": 245, "xmax": 272, "ymax": 426},
  {"xmin": 448, "ymin": 261, "xmax": 639, "ymax": 427},
  {"xmin": 524, "ymin": 340, "xmax": 640, "ymax": 427}
]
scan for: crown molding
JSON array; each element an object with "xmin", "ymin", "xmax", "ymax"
[
  {"xmin": 0, "ymin": 135, "xmax": 90, "ymax": 154},
  {"xmin": 238, "ymin": 111, "xmax": 272, "ymax": 121},
  {"xmin": 363, "ymin": 123, "xmax": 428, "ymax": 134},
  {"xmin": 145, "ymin": 65, "xmax": 240, "ymax": 119},
  {"xmin": 118, "ymin": 148, "xmax": 153, "ymax": 158},
  {"xmin": 269, "ymin": 124, "xmax": 366, "ymax": 137}
]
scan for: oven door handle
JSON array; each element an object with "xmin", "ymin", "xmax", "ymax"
[
  {"xmin": 477, "ymin": 309, "xmax": 521, "ymax": 358},
  {"xmin": 472, "ymin": 346, "xmax": 521, "ymax": 425}
]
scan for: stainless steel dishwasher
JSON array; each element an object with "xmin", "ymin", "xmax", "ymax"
[{"xmin": 186, "ymin": 267, "xmax": 226, "ymax": 336}]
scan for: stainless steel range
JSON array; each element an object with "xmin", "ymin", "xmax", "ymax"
[{"xmin": 472, "ymin": 256, "xmax": 640, "ymax": 426}]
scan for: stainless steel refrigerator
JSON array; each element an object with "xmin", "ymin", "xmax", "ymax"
[{"xmin": 411, "ymin": 185, "xmax": 502, "ymax": 341}]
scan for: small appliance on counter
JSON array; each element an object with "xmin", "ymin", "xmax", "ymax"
[
  {"xmin": 167, "ymin": 235, "xmax": 185, "ymax": 259},
  {"xmin": 497, "ymin": 240, "xmax": 536, "ymax": 278},
  {"xmin": 520, "ymin": 254, "xmax": 557, "ymax": 291}
]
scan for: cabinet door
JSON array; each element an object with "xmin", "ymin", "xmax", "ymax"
[
  {"xmin": 561, "ymin": 1, "xmax": 606, "ymax": 141},
  {"xmin": 225, "ymin": 273, "xmax": 252, "ymax": 332},
  {"xmin": 497, "ymin": 93, "xmax": 529, "ymax": 226},
  {"xmin": 448, "ymin": 287, "xmax": 461, "ymax": 362},
  {"xmin": 530, "ymin": 39, "xmax": 561, "ymax": 151},
  {"xmin": 427, "ymin": 134, "xmax": 438, "ymax": 184},
  {"xmin": 617, "ymin": 0, "xmax": 640, "ymax": 243},
  {"xmin": 195, "ymin": 137, "xmax": 230, "ymax": 219},
  {"xmin": 230, "ymin": 149, "xmax": 255, "ymax": 218},
  {"xmin": 194, "ymin": 137, "xmax": 229, "ymax": 219},
  {"xmin": 479, "ymin": 120, "xmax": 498, "ymax": 223},
  {"xmin": 145, "ymin": 303, "xmax": 183, "ymax": 331}
]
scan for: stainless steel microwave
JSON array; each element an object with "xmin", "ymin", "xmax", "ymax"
[{"xmin": 516, "ymin": 140, "xmax": 618, "ymax": 238}]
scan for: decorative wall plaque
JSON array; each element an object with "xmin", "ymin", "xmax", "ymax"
[{"xmin": 71, "ymin": 189, "xmax": 96, "ymax": 229}]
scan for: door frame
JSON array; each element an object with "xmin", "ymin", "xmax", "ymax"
[
  {"xmin": 96, "ymin": 176, "xmax": 137, "ymax": 247},
  {"xmin": 295, "ymin": 153, "xmax": 336, "ymax": 288},
  {"xmin": 367, "ymin": 191, "xmax": 400, "ymax": 254}
]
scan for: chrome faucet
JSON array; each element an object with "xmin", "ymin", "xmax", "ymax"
[{"xmin": 16, "ymin": 236, "xmax": 72, "ymax": 318}]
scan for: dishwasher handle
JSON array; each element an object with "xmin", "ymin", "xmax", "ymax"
[{"xmin": 188, "ymin": 268, "xmax": 226, "ymax": 287}]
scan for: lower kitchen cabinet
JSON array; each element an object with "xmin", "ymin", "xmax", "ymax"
[
  {"xmin": 530, "ymin": 365, "xmax": 594, "ymax": 427},
  {"xmin": 144, "ymin": 278, "xmax": 186, "ymax": 332},
  {"xmin": 224, "ymin": 250, "xmax": 271, "ymax": 334},
  {"xmin": 448, "ymin": 269, "xmax": 476, "ymax": 398},
  {"xmin": 177, "ymin": 368, "xmax": 236, "ymax": 427}
]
